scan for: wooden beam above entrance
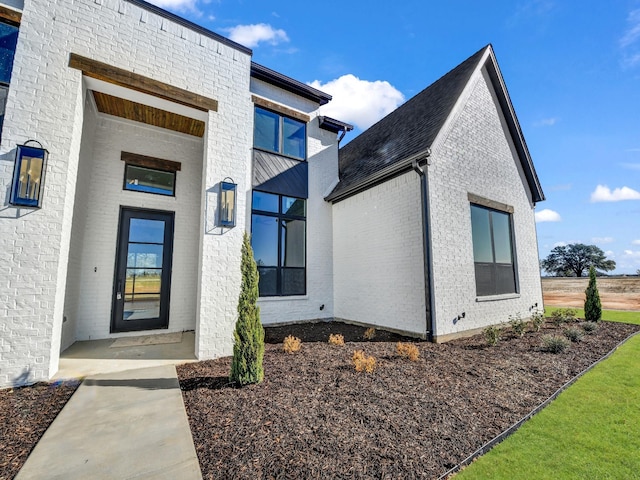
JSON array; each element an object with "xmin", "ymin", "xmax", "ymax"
[
  {"xmin": 69, "ymin": 53, "xmax": 218, "ymax": 113},
  {"xmin": 93, "ymin": 91, "xmax": 206, "ymax": 137}
]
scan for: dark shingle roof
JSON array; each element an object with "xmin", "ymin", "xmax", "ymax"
[{"xmin": 327, "ymin": 46, "xmax": 488, "ymax": 201}]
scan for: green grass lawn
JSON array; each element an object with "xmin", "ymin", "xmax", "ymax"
[
  {"xmin": 454, "ymin": 332, "xmax": 640, "ymax": 479},
  {"xmin": 544, "ymin": 307, "xmax": 640, "ymax": 325}
]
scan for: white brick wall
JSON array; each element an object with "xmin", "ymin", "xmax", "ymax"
[
  {"xmin": 62, "ymin": 100, "xmax": 203, "ymax": 343},
  {"xmin": 333, "ymin": 172, "xmax": 427, "ymax": 336},
  {"xmin": 428, "ymin": 67, "xmax": 543, "ymax": 339},
  {"xmin": 250, "ymin": 79, "xmax": 338, "ymax": 325},
  {"xmin": 0, "ymin": 0, "xmax": 253, "ymax": 387}
]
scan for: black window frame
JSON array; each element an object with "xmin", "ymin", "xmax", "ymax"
[
  {"xmin": 470, "ymin": 203, "xmax": 518, "ymax": 297},
  {"xmin": 0, "ymin": 16, "xmax": 19, "ymax": 138},
  {"xmin": 123, "ymin": 163, "xmax": 177, "ymax": 197},
  {"xmin": 253, "ymin": 106, "xmax": 307, "ymax": 161},
  {"xmin": 251, "ymin": 190, "xmax": 307, "ymax": 297}
]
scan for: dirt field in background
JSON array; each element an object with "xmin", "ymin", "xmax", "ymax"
[{"xmin": 542, "ymin": 276, "xmax": 640, "ymax": 311}]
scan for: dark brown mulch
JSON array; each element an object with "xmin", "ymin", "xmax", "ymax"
[
  {"xmin": 0, "ymin": 380, "xmax": 80, "ymax": 480},
  {"xmin": 178, "ymin": 321, "xmax": 640, "ymax": 480}
]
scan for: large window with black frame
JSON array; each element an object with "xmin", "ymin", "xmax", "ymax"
[
  {"xmin": 470, "ymin": 203, "xmax": 517, "ymax": 296},
  {"xmin": 0, "ymin": 16, "xmax": 19, "ymax": 137},
  {"xmin": 251, "ymin": 190, "xmax": 306, "ymax": 296}
]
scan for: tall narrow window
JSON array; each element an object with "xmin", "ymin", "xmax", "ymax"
[
  {"xmin": 253, "ymin": 106, "xmax": 306, "ymax": 160},
  {"xmin": 0, "ymin": 18, "xmax": 18, "ymax": 136},
  {"xmin": 251, "ymin": 190, "xmax": 306, "ymax": 296},
  {"xmin": 470, "ymin": 204, "xmax": 517, "ymax": 296}
]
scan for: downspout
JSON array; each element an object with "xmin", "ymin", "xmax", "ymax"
[
  {"xmin": 337, "ymin": 129, "xmax": 347, "ymax": 144},
  {"xmin": 412, "ymin": 151, "xmax": 435, "ymax": 342}
]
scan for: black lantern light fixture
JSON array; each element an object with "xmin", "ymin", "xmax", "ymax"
[
  {"xmin": 218, "ymin": 177, "xmax": 237, "ymax": 228},
  {"xmin": 10, "ymin": 140, "xmax": 49, "ymax": 208}
]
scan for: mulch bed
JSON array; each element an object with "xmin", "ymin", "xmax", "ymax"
[
  {"xmin": 0, "ymin": 380, "xmax": 80, "ymax": 480},
  {"xmin": 178, "ymin": 320, "xmax": 640, "ymax": 479}
]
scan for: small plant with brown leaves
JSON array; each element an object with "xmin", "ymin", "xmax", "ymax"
[
  {"xmin": 363, "ymin": 327, "xmax": 376, "ymax": 340},
  {"xmin": 396, "ymin": 342, "xmax": 420, "ymax": 361},
  {"xmin": 352, "ymin": 350, "xmax": 377, "ymax": 373},
  {"xmin": 282, "ymin": 335, "xmax": 302, "ymax": 354},
  {"xmin": 328, "ymin": 333, "xmax": 345, "ymax": 346}
]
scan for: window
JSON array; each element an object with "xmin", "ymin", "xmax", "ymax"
[
  {"xmin": 124, "ymin": 164, "xmax": 176, "ymax": 196},
  {"xmin": 470, "ymin": 204, "xmax": 517, "ymax": 296},
  {"xmin": 251, "ymin": 190, "xmax": 306, "ymax": 296},
  {"xmin": 254, "ymin": 106, "xmax": 306, "ymax": 160},
  {"xmin": 0, "ymin": 18, "xmax": 19, "ymax": 135}
]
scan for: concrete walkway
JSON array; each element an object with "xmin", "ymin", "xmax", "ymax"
[{"xmin": 16, "ymin": 365, "xmax": 202, "ymax": 480}]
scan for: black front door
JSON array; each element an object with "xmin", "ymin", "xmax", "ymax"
[{"xmin": 112, "ymin": 207, "xmax": 174, "ymax": 333}]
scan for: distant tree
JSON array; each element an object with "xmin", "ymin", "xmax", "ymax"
[
  {"xmin": 584, "ymin": 266, "xmax": 602, "ymax": 321},
  {"xmin": 540, "ymin": 243, "xmax": 616, "ymax": 277},
  {"xmin": 637, "ymin": 269, "xmax": 640, "ymax": 276},
  {"xmin": 230, "ymin": 232, "xmax": 264, "ymax": 386}
]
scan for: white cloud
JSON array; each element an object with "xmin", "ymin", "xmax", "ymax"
[
  {"xmin": 308, "ymin": 75, "xmax": 404, "ymax": 130},
  {"xmin": 535, "ymin": 209, "xmax": 561, "ymax": 222},
  {"xmin": 592, "ymin": 236, "xmax": 614, "ymax": 244},
  {"xmin": 605, "ymin": 250, "xmax": 615, "ymax": 258},
  {"xmin": 147, "ymin": 0, "xmax": 199, "ymax": 13},
  {"xmin": 632, "ymin": 239, "xmax": 640, "ymax": 245},
  {"xmin": 590, "ymin": 185, "xmax": 640, "ymax": 202},
  {"xmin": 620, "ymin": 9, "xmax": 640, "ymax": 48},
  {"xmin": 225, "ymin": 24, "xmax": 289, "ymax": 48},
  {"xmin": 534, "ymin": 117, "xmax": 558, "ymax": 127}
]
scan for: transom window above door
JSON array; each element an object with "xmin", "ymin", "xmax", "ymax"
[{"xmin": 254, "ymin": 106, "xmax": 306, "ymax": 160}]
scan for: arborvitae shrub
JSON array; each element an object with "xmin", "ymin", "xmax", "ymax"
[
  {"xmin": 230, "ymin": 232, "xmax": 264, "ymax": 386},
  {"xmin": 283, "ymin": 335, "xmax": 302, "ymax": 354},
  {"xmin": 584, "ymin": 266, "xmax": 602, "ymax": 322}
]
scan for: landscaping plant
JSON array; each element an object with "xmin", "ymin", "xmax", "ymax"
[
  {"xmin": 283, "ymin": 335, "xmax": 302, "ymax": 353},
  {"xmin": 352, "ymin": 350, "xmax": 376, "ymax": 373},
  {"xmin": 582, "ymin": 321, "xmax": 599, "ymax": 334},
  {"xmin": 564, "ymin": 326, "xmax": 584, "ymax": 343},
  {"xmin": 584, "ymin": 266, "xmax": 602, "ymax": 322},
  {"xmin": 230, "ymin": 232, "xmax": 265, "ymax": 386},
  {"xmin": 530, "ymin": 310, "xmax": 545, "ymax": 332},
  {"xmin": 363, "ymin": 327, "xmax": 377, "ymax": 340},
  {"xmin": 541, "ymin": 335, "xmax": 570, "ymax": 353},
  {"xmin": 396, "ymin": 342, "xmax": 420, "ymax": 361},
  {"xmin": 550, "ymin": 307, "xmax": 577, "ymax": 325},
  {"xmin": 328, "ymin": 333, "xmax": 345, "ymax": 346},
  {"xmin": 509, "ymin": 313, "xmax": 527, "ymax": 337},
  {"xmin": 484, "ymin": 325, "xmax": 501, "ymax": 346}
]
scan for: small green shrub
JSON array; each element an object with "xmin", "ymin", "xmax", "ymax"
[
  {"xmin": 509, "ymin": 313, "xmax": 527, "ymax": 337},
  {"xmin": 564, "ymin": 326, "xmax": 584, "ymax": 343},
  {"xmin": 542, "ymin": 335, "xmax": 570, "ymax": 353},
  {"xmin": 582, "ymin": 321, "xmax": 599, "ymax": 334},
  {"xmin": 530, "ymin": 310, "xmax": 545, "ymax": 332},
  {"xmin": 550, "ymin": 308, "xmax": 577, "ymax": 325},
  {"xmin": 484, "ymin": 325, "xmax": 502, "ymax": 346}
]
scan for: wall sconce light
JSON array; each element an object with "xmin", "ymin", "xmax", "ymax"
[
  {"xmin": 218, "ymin": 177, "xmax": 237, "ymax": 228},
  {"xmin": 10, "ymin": 140, "xmax": 49, "ymax": 208}
]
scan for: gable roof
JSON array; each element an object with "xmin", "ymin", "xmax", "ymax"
[{"xmin": 326, "ymin": 45, "xmax": 545, "ymax": 204}]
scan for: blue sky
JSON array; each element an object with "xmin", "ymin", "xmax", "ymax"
[{"xmin": 153, "ymin": 0, "xmax": 640, "ymax": 274}]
